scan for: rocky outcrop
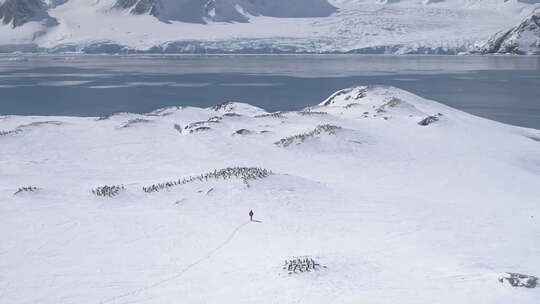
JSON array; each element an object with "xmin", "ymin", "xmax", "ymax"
[
  {"xmin": 114, "ymin": 0, "xmax": 160, "ymax": 17},
  {"xmin": 233, "ymin": 129, "xmax": 253, "ymax": 135},
  {"xmin": 499, "ymin": 272, "xmax": 538, "ymax": 288},
  {"xmin": 476, "ymin": 10, "xmax": 540, "ymax": 55},
  {"xmin": 418, "ymin": 114, "xmax": 442, "ymax": 126}
]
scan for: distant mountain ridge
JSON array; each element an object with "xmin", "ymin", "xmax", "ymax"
[{"xmin": 0, "ymin": 0, "xmax": 539, "ymax": 54}]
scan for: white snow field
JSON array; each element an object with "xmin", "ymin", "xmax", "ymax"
[
  {"xmin": 0, "ymin": 0, "xmax": 539, "ymax": 53},
  {"xmin": 1, "ymin": 86, "xmax": 540, "ymax": 303}
]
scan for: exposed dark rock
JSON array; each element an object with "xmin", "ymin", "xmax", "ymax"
[
  {"xmin": 233, "ymin": 129, "xmax": 252, "ymax": 135},
  {"xmin": 114, "ymin": 0, "xmax": 159, "ymax": 17},
  {"xmin": 499, "ymin": 272, "xmax": 538, "ymax": 288},
  {"xmin": 184, "ymin": 116, "xmax": 221, "ymax": 133},
  {"xmin": 223, "ymin": 112, "xmax": 241, "ymax": 117},
  {"xmin": 376, "ymin": 97, "xmax": 402, "ymax": 113},
  {"xmin": 191, "ymin": 126, "xmax": 211, "ymax": 133},
  {"xmin": 418, "ymin": 114, "xmax": 442, "ymax": 126},
  {"xmin": 207, "ymin": 116, "xmax": 223, "ymax": 123}
]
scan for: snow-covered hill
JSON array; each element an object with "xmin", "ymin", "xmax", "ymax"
[
  {"xmin": 475, "ymin": 9, "xmax": 540, "ymax": 55},
  {"xmin": 1, "ymin": 86, "xmax": 539, "ymax": 303},
  {"xmin": 0, "ymin": 0, "xmax": 539, "ymax": 53}
]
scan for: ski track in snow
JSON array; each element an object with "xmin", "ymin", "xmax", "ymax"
[{"xmin": 100, "ymin": 221, "xmax": 252, "ymax": 304}]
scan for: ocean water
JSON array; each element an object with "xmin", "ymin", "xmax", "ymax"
[{"xmin": 0, "ymin": 54, "xmax": 539, "ymax": 129}]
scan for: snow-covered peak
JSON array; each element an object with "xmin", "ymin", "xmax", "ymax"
[{"xmin": 476, "ymin": 9, "xmax": 540, "ymax": 54}]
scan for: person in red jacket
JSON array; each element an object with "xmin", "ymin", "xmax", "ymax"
[{"xmin": 249, "ymin": 210, "xmax": 254, "ymax": 221}]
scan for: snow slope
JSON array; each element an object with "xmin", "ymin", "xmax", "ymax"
[
  {"xmin": 1, "ymin": 86, "xmax": 539, "ymax": 303},
  {"xmin": 0, "ymin": 0, "xmax": 539, "ymax": 53}
]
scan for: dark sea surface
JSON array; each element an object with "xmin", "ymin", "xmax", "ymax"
[{"xmin": 0, "ymin": 54, "xmax": 539, "ymax": 129}]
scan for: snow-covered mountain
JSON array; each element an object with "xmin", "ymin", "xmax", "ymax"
[
  {"xmin": 1, "ymin": 85, "xmax": 539, "ymax": 303},
  {"xmin": 475, "ymin": 9, "xmax": 540, "ymax": 54},
  {"xmin": 0, "ymin": 0, "xmax": 539, "ymax": 53},
  {"xmin": 0, "ymin": 0, "xmax": 56, "ymax": 28},
  {"xmin": 113, "ymin": 0, "xmax": 337, "ymax": 23}
]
